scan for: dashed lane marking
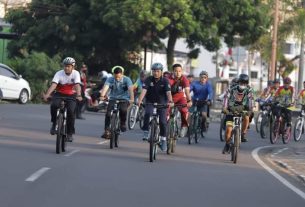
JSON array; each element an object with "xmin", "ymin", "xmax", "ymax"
[{"xmin": 25, "ymin": 167, "xmax": 50, "ymax": 182}]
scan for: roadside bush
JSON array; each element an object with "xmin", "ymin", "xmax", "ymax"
[{"xmin": 7, "ymin": 52, "xmax": 61, "ymax": 103}]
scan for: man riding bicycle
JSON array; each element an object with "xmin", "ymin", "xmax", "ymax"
[
  {"xmin": 190, "ymin": 70, "xmax": 213, "ymax": 132},
  {"xmin": 222, "ymin": 74, "xmax": 254, "ymax": 153},
  {"xmin": 137, "ymin": 62, "xmax": 174, "ymax": 152},
  {"xmin": 133, "ymin": 70, "xmax": 146, "ymax": 100},
  {"xmin": 100, "ymin": 66, "xmax": 134, "ymax": 139},
  {"xmin": 43, "ymin": 57, "xmax": 82, "ymax": 142},
  {"xmin": 168, "ymin": 63, "xmax": 192, "ymax": 137},
  {"xmin": 297, "ymin": 81, "xmax": 305, "ymax": 107},
  {"xmin": 272, "ymin": 77, "xmax": 294, "ymax": 129}
]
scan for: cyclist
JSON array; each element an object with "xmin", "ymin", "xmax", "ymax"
[
  {"xmin": 133, "ymin": 70, "xmax": 146, "ymax": 100},
  {"xmin": 43, "ymin": 57, "xmax": 82, "ymax": 142},
  {"xmin": 76, "ymin": 64, "xmax": 87, "ymax": 120},
  {"xmin": 218, "ymin": 77, "xmax": 239, "ymax": 101},
  {"xmin": 297, "ymin": 81, "xmax": 305, "ymax": 105},
  {"xmin": 260, "ymin": 80, "xmax": 274, "ymax": 100},
  {"xmin": 168, "ymin": 63, "xmax": 192, "ymax": 137},
  {"xmin": 272, "ymin": 77, "xmax": 294, "ymax": 130},
  {"xmin": 190, "ymin": 70, "xmax": 213, "ymax": 132},
  {"xmin": 137, "ymin": 62, "xmax": 174, "ymax": 151},
  {"xmin": 187, "ymin": 74, "xmax": 194, "ymax": 84},
  {"xmin": 270, "ymin": 79, "xmax": 280, "ymax": 98},
  {"xmin": 222, "ymin": 74, "xmax": 254, "ymax": 153},
  {"xmin": 100, "ymin": 66, "xmax": 134, "ymax": 139},
  {"xmin": 163, "ymin": 71, "xmax": 172, "ymax": 79}
]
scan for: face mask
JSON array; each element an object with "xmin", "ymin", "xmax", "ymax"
[
  {"xmin": 239, "ymin": 85, "xmax": 246, "ymax": 90},
  {"xmin": 284, "ymin": 86, "xmax": 289, "ymax": 90}
]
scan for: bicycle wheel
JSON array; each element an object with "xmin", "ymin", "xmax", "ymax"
[
  {"xmin": 110, "ymin": 113, "xmax": 117, "ymax": 149},
  {"xmin": 138, "ymin": 106, "xmax": 145, "ymax": 130},
  {"xmin": 128, "ymin": 105, "xmax": 138, "ymax": 130},
  {"xmin": 255, "ymin": 112, "xmax": 263, "ymax": 133},
  {"xmin": 149, "ymin": 119, "xmax": 157, "ymax": 162},
  {"xmin": 195, "ymin": 116, "xmax": 201, "ymax": 143},
  {"xmin": 219, "ymin": 116, "xmax": 226, "ymax": 142},
  {"xmin": 270, "ymin": 116, "xmax": 280, "ymax": 144},
  {"xmin": 56, "ymin": 113, "xmax": 64, "ymax": 154},
  {"xmin": 282, "ymin": 124, "xmax": 291, "ymax": 144},
  {"xmin": 61, "ymin": 125, "xmax": 67, "ymax": 152},
  {"xmin": 188, "ymin": 114, "xmax": 196, "ymax": 144},
  {"xmin": 294, "ymin": 117, "xmax": 303, "ymax": 142},
  {"xmin": 259, "ymin": 114, "xmax": 269, "ymax": 139},
  {"xmin": 231, "ymin": 128, "xmax": 240, "ymax": 164},
  {"xmin": 167, "ymin": 120, "xmax": 176, "ymax": 154}
]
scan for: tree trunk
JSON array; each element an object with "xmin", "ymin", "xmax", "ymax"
[
  {"xmin": 298, "ymin": 33, "xmax": 304, "ymax": 91},
  {"xmin": 166, "ymin": 30, "xmax": 178, "ymax": 71}
]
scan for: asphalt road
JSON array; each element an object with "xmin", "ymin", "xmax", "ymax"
[{"xmin": 0, "ymin": 104, "xmax": 305, "ymax": 207}]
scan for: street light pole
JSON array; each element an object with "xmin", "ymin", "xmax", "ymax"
[{"xmin": 270, "ymin": 0, "xmax": 279, "ymax": 81}]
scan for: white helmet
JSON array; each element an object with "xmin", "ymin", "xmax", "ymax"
[{"xmin": 62, "ymin": 57, "xmax": 76, "ymax": 66}]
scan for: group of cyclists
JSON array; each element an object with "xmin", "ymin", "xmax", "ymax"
[{"xmin": 43, "ymin": 56, "xmax": 305, "ymax": 155}]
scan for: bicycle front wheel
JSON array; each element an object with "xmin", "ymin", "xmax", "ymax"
[
  {"xmin": 260, "ymin": 115, "xmax": 269, "ymax": 139},
  {"xmin": 270, "ymin": 116, "xmax": 279, "ymax": 144},
  {"xmin": 231, "ymin": 128, "xmax": 240, "ymax": 164},
  {"xmin": 56, "ymin": 113, "xmax": 64, "ymax": 154},
  {"xmin": 187, "ymin": 114, "xmax": 196, "ymax": 144},
  {"xmin": 167, "ymin": 120, "xmax": 176, "ymax": 154},
  {"xmin": 219, "ymin": 116, "xmax": 226, "ymax": 142},
  {"xmin": 294, "ymin": 117, "xmax": 304, "ymax": 142},
  {"xmin": 128, "ymin": 105, "xmax": 138, "ymax": 130},
  {"xmin": 110, "ymin": 113, "xmax": 118, "ymax": 149},
  {"xmin": 282, "ymin": 124, "xmax": 291, "ymax": 144},
  {"xmin": 255, "ymin": 112, "xmax": 263, "ymax": 133},
  {"xmin": 149, "ymin": 119, "xmax": 157, "ymax": 162}
]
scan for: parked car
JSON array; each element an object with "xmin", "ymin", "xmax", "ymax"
[{"xmin": 0, "ymin": 63, "xmax": 31, "ymax": 104}]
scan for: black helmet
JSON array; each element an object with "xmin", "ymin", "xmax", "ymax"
[
  {"xmin": 283, "ymin": 77, "xmax": 291, "ymax": 84},
  {"xmin": 267, "ymin": 80, "xmax": 273, "ymax": 86},
  {"xmin": 238, "ymin": 74, "xmax": 249, "ymax": 84},
  {"xmin": 273, "ymin": 79, "xmax": 280, "ymax": 84}
]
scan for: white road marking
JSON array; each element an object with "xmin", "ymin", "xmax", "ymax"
[
  {"xmin": 97, "ymin": 141, "xmax": 108, "ymax": 145},
  {"xmin": 25, "ymin": 167, "xmax": 50, "ymax": 182},
  {"xmin": 64, "ymin": 149, "xmax": 80, "ymax": 157},
  {"xmin": 252, "ymin": 146, "xmax": 305, "ymax": 200}
]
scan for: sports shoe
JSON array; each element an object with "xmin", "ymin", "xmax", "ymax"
[
  {"xmin": 241, "ymin": 133, "xmax": 248, "ymax": 142},
  {"xmin": 180, "ymin": 126, "xmax": 188, "ymax": 137},
  {"xmin": 222, "ymin": 143, "xmax": 230, "ymax": 154},
  {"xmin": 101, "ymin": 129, "xmax": 111, "ymax": 139},
  {"xmin": 67, "ymin": 134, "xmax": 73, "ymax": 142},
  {"xmin": 159, "ymin": 137, "xmax": 167, "ymax": 152},
  {"xmin": 142, "ymin": 131, "xmax": 149, "ymax": 141},
  {"xmin": 50, "ymin": 123, "xmax": 56, "ymax": 135}
]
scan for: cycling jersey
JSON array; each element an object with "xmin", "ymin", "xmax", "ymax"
[
  {"xmin": 104, "ymin": 76, "xmax": 133, "ymax": 101},
  {"xmin": 298, "ymin": 89, "xmax": 305, "ymax": 104},
  {"xmin": 190, "ymin": 80, "xmax": 213, "ymax": 101},
  {"xmin": 224, "ymin": 85, "xmax": 253, "ymax": 111},
  {"xmin": 168, "ymin": 75, "xmax": 189, "ymax": 99},
  {"xmin": 142, "ymin": 76, "xmax": 171, "ymax": 104},
  {"xmin": 52, "ymin": 70, "xmax": 81, "ymax": 95},
  {"xmin": 133, "ymin": 78, "xmax": 144, "ymax": 95},
  {"xmin": 274, "ymin": 86, "xmax": 294, "ymax": 106}
]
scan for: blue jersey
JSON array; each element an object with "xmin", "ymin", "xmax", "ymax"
[
  {"xmin": 105, "ymin": 76, "xmax": 133, "ymax": 100},
  {"xmin": 190, "ymin": 80, "xmax": 213, "ymax": 101}
]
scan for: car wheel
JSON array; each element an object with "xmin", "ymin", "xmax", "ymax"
[{"xmin": 19, "ymin": 89, "xmax": 29, "ymax": 104}]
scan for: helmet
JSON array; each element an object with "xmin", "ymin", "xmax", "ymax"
[
  {"xmin": 273, "ymin": 79, "xmax": 280, "ymax": 84},
  {"xmin": 163, "ymin": 71, "xmax": 171, "ymax": 78},
  {"xmin": 63, "ymin": 57, "xmax": 76, "ymax": 66},
  {"xmin": 151, "ymin": 63, "xmax": 163, "ymax": 71},
  {"xmin": 267, "ymin": 80, "xmax": 273, "ymax": 86},
  {"xmin": 111, "ymin": 65, "xmax": 124, "ymax": 74},
  {"xmin": 283, "ymin": 77, "xmax": 291, "ymax": 84},
  {"xmin": 199, "ymin": 71, "xmax": 208, "ymax": 77},
  {"xmin": 238, "ymin": 74, "xmax": 249, "ymax": 84},
  {"xmin": 139, "ymin": 70, "xmax": 146, "ymax": 77}
]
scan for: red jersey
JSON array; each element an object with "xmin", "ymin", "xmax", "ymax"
[{"xmin": 168, "ymin": 75, "xmax": 190, "ymax": 99}]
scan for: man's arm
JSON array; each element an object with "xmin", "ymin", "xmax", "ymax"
[
  {"xmin": 137, "ymin": 89, "xmax": 147, "ymax": 106},
  {"xmin": 128, "ymin": 85, "xmax": 134, "ymax": 103},
  {"xmin": 43, "ymin": 83, "xmax": 57, "ymax": 101},
  {"xmin": 99, "ymin": 85, "xmax": 110, "ymax": 100}
]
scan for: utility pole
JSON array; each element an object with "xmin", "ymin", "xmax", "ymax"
[
  {"xmin": 270, "ymin": 0, "xmax": 279, "ymax": 81},
  {"xmin": 298, "ymin": 0, "xmax": 305, "ymax": 91}
]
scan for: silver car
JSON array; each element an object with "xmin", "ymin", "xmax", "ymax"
[{"xmin": 0, "ymin": 63, "xmax": 31, "ymax": 104}]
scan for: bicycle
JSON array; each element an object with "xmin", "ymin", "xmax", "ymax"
[
  {"xmin": 53, "ymin": 97, "xmax": 76, "ymax": 154},
  {"xmin": 127, "ymin": 103, "xmax": 144, "ymax": 130},
  {"xmin": 108, "ymin": 99, "xmax": 129, "ymax": 149},
  {"xmin": 219, "ymin": 112, "xmax": 226, "ymax": 142},
  {"xmin": 187, "ymin": 99, "xmax": 207, "ymax": 144},
  {"xmin": 293, "ymin": 104, "xmax": 305, "ymax": 142},
  {"xmin": 255, "ymin": 98, "xmax": 265, "ymax": 133},
  {"xmin": 167, "ymin": 103, "xmax": 186, "ymax": 154},
  {"xmin": 143, "ymin": 103, "xmax": 168, "ymax": 162},
  {"xmin": 259, "ymin": 100, "xmax": 274, "ymax": 139},
  {"xmin": 269, "ymin": 103, "xmax": 292, "ymax": 144},
  {"xmin": 224, "ymin": 111, "xmax": 246, "ymax": 164}
]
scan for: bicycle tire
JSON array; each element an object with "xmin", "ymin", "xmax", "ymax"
[
  {"xmin": 56, "ymin": 113, "xmax": 64, "ymax": 154},
  {"xmin": 188, "ymin": 114, "xmax": 196, "ymax": 144},
  {"xmin": 293, "ymin": 117, "xmax": 303, "ymax": 142},
  {"xmin": 219, "ymin": 116, "xmax": 226, "ymax": 142},
  {"xmin": 167, "ymin": 120, "xmax": 176, "ymax": 154},
  {"xmin": 282, "ymin": 124, "xmax": 291, "ymax": 144},
  {"xmin": 259, "ymin": 115, "xmax": 269, "ymax": 139},
  {"xmin": 232, "ymin": 127, "xmax": 240, "ymax": 164},
  {"xmin": 110, "ymin": 113, "xmax": 117, "ymax": 149},
  {"xmin": 149, "ymin": 119, "xmax": 157, "ymax": 162},
  {"xmin": 194, "ymin": 115, "xmax": 200, "ymax": 143},
  {"xmin": 128, "ymin": 105, "xmax": 138, "ymax": 130},
  {"xmin": 139, "ymin": 107, "xmax": 145, "ymax": 130},
  {"xmin": 270, "ymin": 116, "xmax": 279, "ymax": 144},
  {"xmin": 255, "ymin": 112, "xmax": 263, "ymax": 133}
]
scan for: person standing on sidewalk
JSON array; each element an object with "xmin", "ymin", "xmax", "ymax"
[
  {"xmin": 168, "ymin": 63, "xmax": 192, "ymax": 137},
  {"xmin": 137, "ymin": 63, "xmax": 174, "ymax": 152},
  {"xmin": 100, "ymin": 66, "xmax": 134, "ymax": 139}
]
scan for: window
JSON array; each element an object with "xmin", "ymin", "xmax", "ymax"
[
  {"xmin": 251, "ymin": 71, "xmax": 258, "ymax": 79},
  {"xmin": 0, "ymin": 66, "xmax": 16, "ymax": 78},
  {"xmin": 284, "ymin": 43, "xmax": 294, "ymax": 55}
]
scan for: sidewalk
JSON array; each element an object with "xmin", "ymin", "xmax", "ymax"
[{"xmin": 270, "ymin": 146, "xmax": 305, "ymax": 184}]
